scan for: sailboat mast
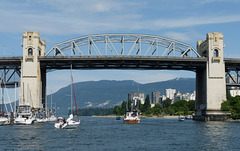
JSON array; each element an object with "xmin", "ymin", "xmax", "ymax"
[
  {"xmin": 71, "ymin": 64, "xmax": 73, "ymax": 115},
  {"xmin": 45, "ymin": 86, "xmax": 47, "ymax": 118},
  {"xmin": 51, "ymin": 87, "xmax": 52, "ymax": 116},
  {"xmin": 15, "ymin": 83, "xmax": 16, "ymax": 114},
  {"xmin": 1, "ymin": 86, "xmax": 3, "ymax": 116},
  {"xmin": 71, "ymin": 76, "xmax": 79, "ymax": 122}
]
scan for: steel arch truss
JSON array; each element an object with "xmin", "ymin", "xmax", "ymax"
[{"xmin": 45, "ymin": 34, "xmax": 201, "ymax": 58}]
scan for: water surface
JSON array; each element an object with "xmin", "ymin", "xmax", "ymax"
[{"xmin": 1, "ymin": 117, "xmax": 240, "ymax": 151}]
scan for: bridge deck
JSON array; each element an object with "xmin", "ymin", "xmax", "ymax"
[
  {"xmin": 0, "ymin": 57, "xmax": 22, "ymax": 69},
  {"xmin": 1, "ymin": 57, "xmax": 240, "ymax": 71},
  {"xmin": 224, "ymin": 58, "xmax": 240, "ymax": 70},
  {"xmin": 39, "ymin": 56, "xmax": 207, "ymax": 71}
]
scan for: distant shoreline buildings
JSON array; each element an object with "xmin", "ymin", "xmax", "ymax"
[{"xmin": 128, "ymin": 89, "xmax": 196, "ymax": 107}]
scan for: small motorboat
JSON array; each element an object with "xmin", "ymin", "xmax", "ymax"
[
  {"xmin": 54, "ymin": 114, "xmax": 80, "ymax": 129},
  {"xmin": 116, "ymin": 116, "xmax": 121, "ymax": 120},
  {"xmin": 178, "ymin": 115, "xmax": 185, "ymax": 121},
  {"xmin": 185, "ymin": 115, "xmax": 193, "ymax": 120},
  {"xmin": 124, "ymin": 109, "xmax": 140, "ymax": 124}
]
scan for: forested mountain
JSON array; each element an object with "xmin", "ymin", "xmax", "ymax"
[{"xmin": 48, "ymin": 78, "xmax": 195, "ymax": 115}]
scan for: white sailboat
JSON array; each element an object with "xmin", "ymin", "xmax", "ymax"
[
  {"xmin": 0, "ymin": 116, "xmax": 8, "ymax": 125},
  {"xmin": 0, "ymin": 84, "xmax": 9, "ymax": 125},
  {"xmin": 14, "ymin": 83, "xmax": 34, "ymax": 125},
  {"xmin": 55, "ymin": 65, "xmax": 80, "ymax": 129},
  {"xmin": 48, "ymin": 90, "xmax": 57, "ymax": 122},
  {"xmin": 14, "ymin": 104, "xmax": 34, "ymax": 125}
]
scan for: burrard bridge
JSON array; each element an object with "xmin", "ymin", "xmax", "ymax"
[{"xmin": 1, "ymin": 32, "xmax": 240, "ymax": 121}]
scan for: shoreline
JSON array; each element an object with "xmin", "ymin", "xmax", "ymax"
[{"xmin": 91, "ymin": 115, "xmax": 179, "ymax": 119}]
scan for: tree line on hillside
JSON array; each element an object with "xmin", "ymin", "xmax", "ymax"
[
  {"xmin": 70, "ymin": 91, "xmax": 240, "ymax": 118},
  {"xmin": 221, "ymin": 92, "xmax": 240, "ymax": 119},
  {"xmin": 113, "ymin": 94, "xmax": 195, "ymax": 116}
]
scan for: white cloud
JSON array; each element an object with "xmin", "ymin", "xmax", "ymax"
[
  {"xmin": 1, "ymin": 1, "xmax": 240, "ymax": 35},
  {"xmin": 164, "ymin": 31, "xmax": 204, "ymax": 43},
  {"xmin": 149, "ymin": 15, "xmax": 240, "ymax": 30}
]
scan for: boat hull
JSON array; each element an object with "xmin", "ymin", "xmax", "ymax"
[
  {"xmin": 0, "ymin": 118, "xmax": 8, "ymax": 125},
  {"xmin": 55, "ymin": 121, "xmax": 80, "ymax": 129},
  {"xmin": 124, "ymin": 119, "xmax": 140, "ymax": 124},
  {"xmin": 14, "ymin": 118, "xmax": 34, "ymax": 125}
]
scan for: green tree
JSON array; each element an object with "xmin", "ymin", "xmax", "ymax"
[
  {"xmin": 121, "ymin": 100, "xmax": 127, "ymax": 115},
  {"xmin": 226, "ymin": 90, "xmax": 232, "ymax": 101},
  {"xmin": 143, "ymin": 94, "xmax": 151, "ymax": 112},
  {"xmin": 163, "ymin": 98, "xmax": 172, "ymax": 108},
  {"xmin": 187, "ymin": 100, "xmax": 195, "ymax": 111},
  {"xmin": 113, "ymin": 105, "xmax": 121, "ymax": 115},
  {"xmin": 165, "ymin": 107, "xmax": 175, "ymax": 115},
  {"xmin": 172, "ymin": 100, "xmax": 189, "ymax": 115},
  {"xmin": 221, "ymin": 100, "xmax": 231, "ymax": 111},
  {"xmin": 127, "ymin": 99, "xmax": 133, "ymax": 110},
  {"xmin": 221, "ymin": 95, "xmax": 240, "ymax": 119},
  {"xmin": 152, "ymin": 103, "xmax": 163, "ymax": 115}
]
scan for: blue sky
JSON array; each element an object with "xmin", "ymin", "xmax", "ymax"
[{"xmin": 1, "ymin": 0, "xmax": 240, "ymax": 97}]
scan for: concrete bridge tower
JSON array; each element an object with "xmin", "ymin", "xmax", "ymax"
[
  {"xmin": 195, "ymin": 32, "xmax": 228, "ymax": 121},
  {"xmin": 20, "ymin": 31, "xmax": 46, "ymax": 114}
]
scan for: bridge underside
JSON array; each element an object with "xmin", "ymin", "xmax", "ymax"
[
  {"xmin": 39, "ymin": 56, "xmax": 206, "ymax": 71},
  {"xmin": 0, "ymin": 57, "xmax": 21, "ymax": 88}
]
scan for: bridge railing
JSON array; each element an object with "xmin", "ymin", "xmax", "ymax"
[{"xmin": 45, "ymin": 34, "xmax": 201, "ymax": 58}]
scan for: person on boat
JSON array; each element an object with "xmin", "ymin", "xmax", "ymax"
[
  {"xmin": 63, "ymin": 118, "xmax": 66, "ymax": 123},
  {"xmin": 59, "ymin": 119, "xmax": 63, "ymax": 123}
]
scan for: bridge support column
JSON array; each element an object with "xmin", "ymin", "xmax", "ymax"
[
  {"xmin": 41, "ymin": 67, "xmax": 46, "ymax": 113},
  {"xmin": 194, "ymin": 32, "xmax": 230, "ymax": 121},
  {"xmin": 20, "ymin": 31, "xmax": 46, "ymax": 115}
]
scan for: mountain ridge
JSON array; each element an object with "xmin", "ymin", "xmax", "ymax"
[{"xmin": 48, "ymin": 78, "xmax": 195, "ymax": 115}]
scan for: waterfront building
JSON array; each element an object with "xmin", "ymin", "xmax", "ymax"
[
  {"xmin": 174, "ymin": 91, "xmax": 182, "ymax": 102},
  {"xmin": 152, "ymin": 90, "xmax": 160, "ymax": 104},
  {"xmin": 189, "ymin": 90, "xmax": 196, "ymax": 100},
  {"xmin": 166, "ymin": 88, "xmax": 176, "ymax": 104},
  {"xmin": 161, "ymin": 89, "xmax": 196, "ymax": 104},
  {"xmin": 128, "ymin": 91, "xmax": 145, "ymax": 106},
  {"xmin": 230, "ymin": 90, "xmax": 240, "ymax": 97},
  {"xmin": 159, "ymin": 95, "xmax": 166, "ymax": 105}
]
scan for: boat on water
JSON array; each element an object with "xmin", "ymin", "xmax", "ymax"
[
  {"xmin": 116, "ymin": 116, "xmax": 121, "ymax": 120},
  {"xmin": 14, "ymin": 105, "xmax": 35, "ymax": 125},
  {"xmin": 178, "ymin": 115, "xmax": 185, "ymax": 121},
  {"xmin": 55, "ymin": 114, "xmax": 80, "ymax": 129},
  {"xmin": 48, "ymin": 115, "xmax": 57, "ymax": 122},
  {"xmin": 36, "ymin": 117, "xmax": 48, "ymax": 123},
  {"xmin": 185, "ymin": 115, "xmax": 193, "ymax": 120},
  {"xmin": 124, "ymin": 109, "xmax": 140, "ymax": 124},
  {"xmin": 48, "ymin": 89, "xmax": 57, "ymax": 122},
  {"xmin": 0, "ymin": 111, "xmax": 9, "ymax": 125},
  {"xmin": 0, "ymin": 117, "xmax": 8, "ymax": 125},
  {"xmin": 54, "ymin": 64, "xmax": 80, "ymax": 129}
]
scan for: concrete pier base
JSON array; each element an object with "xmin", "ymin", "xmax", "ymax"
[{"xmin": 193, "ymin": 110, "xmax": 231, "ymax": 121}]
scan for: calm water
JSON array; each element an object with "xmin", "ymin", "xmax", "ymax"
[{"xmin": 1, "ymin": 117, "xmax": 240, "ymax": 151}]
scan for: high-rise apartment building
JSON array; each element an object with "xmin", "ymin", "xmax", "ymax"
[{"xmin": 152, "ymin": 90, "xmax": 160, "ymax": 104}]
